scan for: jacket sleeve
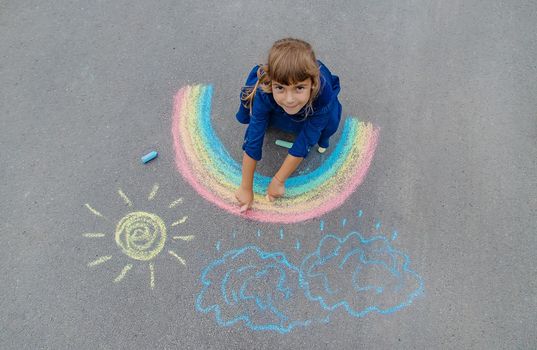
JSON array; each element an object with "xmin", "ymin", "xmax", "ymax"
[
  {"xmin": 288, "ymin": 113, "xmax": 330, "ymax": 158},
  {"xmin": 242, "ymin": 90, "xmax": 272, "ymax": 161},
  {"xmin": 236, "ymin": 65, "xmax": 262, "ymax": 124}
]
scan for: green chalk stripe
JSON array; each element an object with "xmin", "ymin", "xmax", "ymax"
[{"xmin": 275, "ymin": 139, "xmax": 293, "ymax": 149}]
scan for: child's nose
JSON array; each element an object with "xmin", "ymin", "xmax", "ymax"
[{"xmin": 285, "ymin": 92, "xmax": 295, "ymax": 103}]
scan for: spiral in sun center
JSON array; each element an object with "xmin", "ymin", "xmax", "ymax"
[{"xmin": 115, "ymin": 211, "xmax": 167, "ymax": 261}]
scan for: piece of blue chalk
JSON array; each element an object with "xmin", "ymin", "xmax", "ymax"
[
  {"xmin": 141, "ymin": 151, "xmax": 158, "ymax": 163},
  {"xmin": 275, "ymin": 139, "xmax": 293, "ymax": 149}
]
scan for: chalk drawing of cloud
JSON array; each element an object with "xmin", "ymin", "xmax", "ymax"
[
  {"xmin": 299, "ymin": 232, "xmax": 424, "ymax": 317},
  {"xmin": 196, "ymin": 246, "xmax": 313, "ymax": 334}
]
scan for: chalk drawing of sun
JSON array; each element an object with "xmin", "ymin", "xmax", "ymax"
[{"xmin": 83, "ymin": 184, "xmax": 194, "ymax": 289}]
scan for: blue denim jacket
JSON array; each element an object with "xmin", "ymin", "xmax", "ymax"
[{"xmin": 236, "ymin": 60, "xmax": 341, "ymax": 161}]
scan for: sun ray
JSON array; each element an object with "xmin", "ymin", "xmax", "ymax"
[
  {"xmin": 84, "ymin": 203, "xmax": 107, "ymax": 219},
  {"xmin": 117, "ymin": 189, "xmax": 133, "ymax": 207},
  {"xmin": 82, "ymin": 233, "xmax": 106, "ymax": 238},
  {"xmin": 114, "ymin": 264, "xmax": 133, "ymax": 283},
  {"xmin": 149, "ymin": 262, "xmax": 155, "ymax": 289},
  {"xmin": 148, "ymin": 183, "xmax": 159, "ymax": 201},
  {"xmin": 168, "ymin": 198, "xmax": 183, "ymax": 208},
  {"xmin": 171, "ymin": 216, "xmax": 188, "ymax": 226},
  {"xmin": 87, "ymin": 255, "xmax": 112, "ymax": 267},
  {"xmin": 172, "ymin": 235, "xmax": 195, "ymax": 241},
  {"xmin": 169, "ymin": 250, "xmax": 186, "ymax": 266}
]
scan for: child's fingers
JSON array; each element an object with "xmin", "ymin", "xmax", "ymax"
[
  {"xmin": 240, "ymin": 203, "xmax": 250, "ymax": 213},
  {"xmin": 235, "ymin": 191, "xmax": 246, "ymax": 205},
  {"xmin": 266, "ymin": 194, "xmax": 275, "ymax": 202}
]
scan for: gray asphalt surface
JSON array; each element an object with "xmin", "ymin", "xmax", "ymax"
[{"xmin": 1, "ymin": 1, "xmax": 536, "ymax": 349}]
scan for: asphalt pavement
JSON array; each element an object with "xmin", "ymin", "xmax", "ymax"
[{"xmin": 1, "ymin": 1, "xmax": 536, "ymax": 349}]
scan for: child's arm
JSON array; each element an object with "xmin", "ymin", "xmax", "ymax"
[
  {"xmin": 235, "ymin": 152, "xmax": 257, "ymax": 212},
  {"xmin": 266, "ymin": 154, "xmax": 303, "ymax": 201}
]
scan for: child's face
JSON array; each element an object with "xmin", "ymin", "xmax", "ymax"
[{"xmin": 271, "ymin": 78, "xmax": 312, "ymax": 115}]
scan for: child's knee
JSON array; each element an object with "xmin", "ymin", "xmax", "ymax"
[
  {"xmin": 318, "ymin": 139, "xmax": 330, "ymax": 148},
  {"xmin": 236, "ymin": 112, "xmax": 250, "ymax": 124},
  {"xmin": 321, "ymin": 118, "xmax": 340, "ymax": 141},
  {"xmin": 318, "ymin": 114, "xmax": 341, "ymax": 148}
]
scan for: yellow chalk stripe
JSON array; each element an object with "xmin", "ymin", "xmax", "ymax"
[
  {"xmin": 168, "ymin": 198, "xmax": 184, "ymax": 208},
  {"xmin": 117, "ymin": 189, "xmax": 133, "ymax": 206},
  {"xmin": 171, "ymin": 216, "xmax": 188, "ymax": 226},
  {"xmin": 85, "ymin": 204, "xmax": 106, "ymax": 219},
  {"xmin": 148, "ymin": 183, "xmax": 159, "ymax": 201},
  {"xmin": 82, "ymin": 233, "xmax": 106, "ymax": 238},
  {"xmin": 149, "ymin": 262, "xmax": 155, "ymax": 289},
  {"xmin": 172, "ymin": 235, "xmax": 195, "ymax": 241},
  {"xmin": 87, "ymin": 255, "xmax": 112, "ymax": 267},
  {"xmin": 169, "ymin": 250, "xmax": 186, "ymax": 265},
  {"xmin": 113, "ymin": 264, "xmax": 133, "ymax": 283}
]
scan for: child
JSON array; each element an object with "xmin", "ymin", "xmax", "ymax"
[{"xmin": 235, "ymin": 38, "xmax": 342, "ymax": 212}]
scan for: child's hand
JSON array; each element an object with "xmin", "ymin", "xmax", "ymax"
[
  {"xmin": 235, "ymin": 186, "xmax": 254, "ymax": 212},
  {"xmin": 266, "ymin": 176, "xmax": 285, "ymax": 202}
]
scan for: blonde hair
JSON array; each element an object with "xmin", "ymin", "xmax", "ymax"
[{"xmin": 241, "ymin": 38, "xmax": 321, "ymax": 117}]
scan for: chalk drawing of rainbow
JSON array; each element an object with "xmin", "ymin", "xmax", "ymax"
[{"xmin": 172, "ymin": 84, "xmax": 379, "ymax": 223}]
